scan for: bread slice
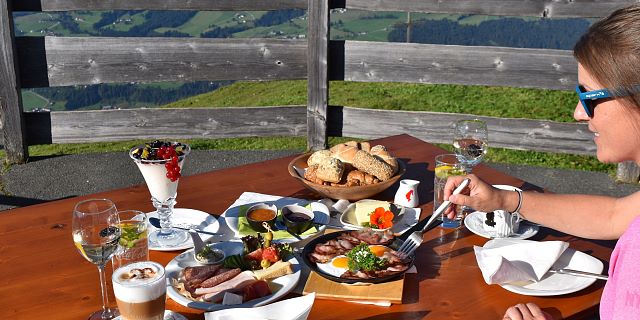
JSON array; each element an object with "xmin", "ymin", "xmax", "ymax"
[{"xmin": 253, "ymin": 261, "xmax": 294, "ymax": 280}]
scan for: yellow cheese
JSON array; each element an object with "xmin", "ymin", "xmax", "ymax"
[
  {"xmin": 354, "ymin": 200, "xmax": 391, "ymax": 226},
  {"xmin": 252, "ymin": 260, "xmax": 293, "ymax": 280}
]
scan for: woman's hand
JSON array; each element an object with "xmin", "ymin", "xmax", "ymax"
[
  {"xmin": 443, "ymin": 174, "xmax": 512, "ymax": 219},
  {"xmin": 503, "ymin": 303, "xmax": 553, "ymax": 320}
]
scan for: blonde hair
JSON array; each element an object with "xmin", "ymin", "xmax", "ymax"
[{"xmin": 574, "ymin": 4, "xmax": 640, "ymax": 111}]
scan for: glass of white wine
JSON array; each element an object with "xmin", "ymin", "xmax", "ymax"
[
  {"xmin": 72, "ymin": 199, "xmax": 121, "ymax": 320},
  {"xmin": 453, "ymin": 119, "xmax": 488, "ymax": 172}
]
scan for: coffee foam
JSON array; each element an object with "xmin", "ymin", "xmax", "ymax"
[{"xmin": 112, "ymin": 261, "xmax": 166, "ymax": 303}]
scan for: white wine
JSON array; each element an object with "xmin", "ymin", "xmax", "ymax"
[
  {"xmin": 453, "ymin": 138, "xmax": 487, "ymax": 167},
  {"xmin": 73, "ymin": 225, "xmax": 120, "ymax": 265}
]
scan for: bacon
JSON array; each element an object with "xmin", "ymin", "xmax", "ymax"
[
  {"xmin": 308, "ymin": 252, "xmax": 334, "ymax": 263},
  {"xmin": 337, "ymin": 239, "xmax": 354, "ymax": 250},
  {"xmin": 314, "ymin": 244, "xmax": 338, "ymax": 255}
]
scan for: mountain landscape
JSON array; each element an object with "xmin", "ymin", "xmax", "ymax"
[{"xmin": 15, "ymin": 9, "xmax": 591, "ymax": 111}]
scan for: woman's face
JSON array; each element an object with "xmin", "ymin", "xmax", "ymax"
[{"xmin": 574, "ymin": 63, "xmax": 640, "ymax": 163}]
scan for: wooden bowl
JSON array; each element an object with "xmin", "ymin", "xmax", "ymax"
[{"xmin": 287, "ymin": 153, "xmax": 405, "ymax": 201}]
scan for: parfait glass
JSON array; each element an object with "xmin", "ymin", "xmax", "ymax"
[
  {"xmin": 129, "ymin": 141, "xmax": 190, "ymax": 248},
  {"xmin": 72, "ymin": 199, "xmax": 121, "ymax": 320},
  {"xmin": 453, "ymin": 119, "xmax": 488, "ymax": 173}
]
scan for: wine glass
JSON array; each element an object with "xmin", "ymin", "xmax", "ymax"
[
  {"xmin": 72, "ymin": 199, "xmax": 121, "ymax": 320},
  {"xmin": 453, "ymin": 119, "xmax": 488, "ymax": 172}
]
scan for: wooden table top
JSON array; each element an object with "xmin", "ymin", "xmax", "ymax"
[{"xmin": 0, "ymin": 134, "xmax": 613, "ymax": 320}]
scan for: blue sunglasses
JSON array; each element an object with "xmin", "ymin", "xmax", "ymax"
[{"xmin": 576, "ymin": 85, "xmax": 640, "ymax": 117}]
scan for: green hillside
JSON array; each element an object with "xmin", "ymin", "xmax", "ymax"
[{"xmin": 162, "ymin": 80, "xmax": 577, "ymax": 122}]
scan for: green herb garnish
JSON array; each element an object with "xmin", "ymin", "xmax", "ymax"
[
  {"xmin": 119, "ymin": 223, "xmax": 145, "ymax": 248},
  {"xmin": 346, "ymin": 243, "xmax": 386, "ymax": 272}
]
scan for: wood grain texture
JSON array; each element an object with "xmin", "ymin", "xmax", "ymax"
[
  {"xmin": 0, "ymin": 1, "xmax": 28, "ymax": 163},
  {"xmin": 327, "ymin": 107, "xmax": 596, "ymax": 155},
  {"xmin": 34, "ymin": 37, "xmax": 307, "ymax": 87},
  {"xmin": 12, "ymin": 0, "xmax": 307, "ymax": 11},
  {"xmin": 26, "ymin": 107, "xmax": 307, "ymax": 144},
  {"xmin": 306, "ymin": 0, "xmax": 330, "ymax": 151},
  {"xmin": 343, "ymin": 0, "xmax": 635, "ymax": 18},
  {"xmin": 334, "ymin": 41, "xmax": 577, "ymax": 90},
  {"xmin": 0, "ymin": 135, "xmax": 609, "ymax": 320}
]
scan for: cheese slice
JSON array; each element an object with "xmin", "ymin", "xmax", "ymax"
[
  {"xmin": 354, "ymin": 200, "xmax": 391, "ymax": 226},
  {"xmin": 252, "ymin": 260, "xmax": 293, "ymax": 280}
]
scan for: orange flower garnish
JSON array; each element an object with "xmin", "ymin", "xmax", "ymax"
[{"xmin": 369, "ymin": 207, "xmax": 394, "ymax": 229}]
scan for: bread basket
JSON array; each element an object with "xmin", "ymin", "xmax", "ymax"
[{"xmin": 287, "ymin": 153, "xmax": 405, "ymax": 201}]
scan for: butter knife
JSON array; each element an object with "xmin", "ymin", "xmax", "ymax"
[{"xmin": 549, "ymin": 268, "xmax": 608, "ymax": 280}]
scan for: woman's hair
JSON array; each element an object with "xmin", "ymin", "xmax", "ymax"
[{"xmin": 574, "ymin": 4, "xmax": 640, "ymax": 110}]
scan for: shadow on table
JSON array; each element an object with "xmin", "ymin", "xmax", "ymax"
[
  {"xmin": 0, "ymin": 194, "xmax": 74, "ymax": 209},
  {"xmin": 357, "ymin": 311, "xmax": 429, "ymax": 320}
]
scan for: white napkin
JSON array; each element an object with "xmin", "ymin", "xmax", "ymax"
[
  {"xmin": 474, "ymin": 239, "xmax": 569, "ymax": 285},
  {"xmin": 205, "ymin": 293, "xmax": 315, "ymax": 320}
]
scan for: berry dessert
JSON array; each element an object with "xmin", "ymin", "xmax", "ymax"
[{"xmin": 130, "ymin": 140, "xmax": 190, "ymax": 202}]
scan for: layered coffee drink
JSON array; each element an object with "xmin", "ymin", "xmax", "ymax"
[{"xmin": 112, "ymin": 261, "xmax": 166, "ymax": 320}]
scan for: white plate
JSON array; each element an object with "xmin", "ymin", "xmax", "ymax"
[
  {"xmin": 147, "ymin": 208, "xmax": 220, "ymax": 251},
  {"xmin": 223, "ymin": 199, "xmax": 329, "ymax": 244},
  {"xmin": 165, "ymin": 241, "xmax": 301, "ymax": 311},
  {"xmin": 465, "ymin": 211, "xmax": 539, "ymax": 239},
  {"xmin": 485, "ymin": 238, "xmax": 604, "ymax": 296},
  {"xmin": 115, "ymin": 310, "xmax": 187, "ymax": 320},
  {"xmin": 339, "ymin": 201, "xmax": 419, "ymax": 234}
]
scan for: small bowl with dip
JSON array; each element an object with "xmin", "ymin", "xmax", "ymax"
[
  {"xmin": 281, "ymin": 204, "xmax": 315, "ymax": 235},
  {"xmin": 194, "ymin": 245, "xmax": 226, "ymax": 265},
  {"xmin": 246, "ymin": 203, "xmax": 278, "ymax": 232}
]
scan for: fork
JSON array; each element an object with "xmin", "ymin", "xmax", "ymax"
[{"xmin": 397, "ymin": 178, "xmax": 470, "ymax": 255}]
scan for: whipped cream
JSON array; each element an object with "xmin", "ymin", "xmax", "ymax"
[{"xmin": 135, "ymin": 160, "xmax": 184, "ymax": 202}]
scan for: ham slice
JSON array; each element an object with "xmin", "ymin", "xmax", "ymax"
[{"xmin": 196, "ymin": 271, "xmax": 257, "ymax": 301}]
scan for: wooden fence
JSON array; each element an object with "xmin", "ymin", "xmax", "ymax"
[{"xmin": 1, "ymin": 0, "xmax": 639, "ymax": 181}]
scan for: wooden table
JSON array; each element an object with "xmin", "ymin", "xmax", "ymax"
[{"xmin": 0, "ymin": 134, "xmax": 613, "ymax": 319}]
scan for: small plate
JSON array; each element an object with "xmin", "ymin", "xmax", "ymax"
[
  {"xmin": 115, "ymin": 310, "xmax": 187, "ymax": 320},
  {"xmin": 165, "ymin": 241, "xmax": 301, "ymax": 311},
  {"xmin": 223, "ymin": 197, "xmax": 330, "ymax": 244},
  {"xmin": 340, "ymin": 201, "xmax": 418, "ymax": 234},
  {"xmin": 465, "ymin": 211, "xmax": 539, "ymax": 240},
  {"xmin": 147, "ymin": 208, "xmax": 220, "ymax": 251},
  {"xmin": 487, "ymin": 239, "xmax": 604, "ymax": 296}
]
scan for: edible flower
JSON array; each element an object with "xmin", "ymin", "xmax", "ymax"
[{"xmin": 369, "ymin": 207, "xmax": 394, "ymax": 229}]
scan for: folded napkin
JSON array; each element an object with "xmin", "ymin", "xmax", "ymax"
[
  {"xmin": 237, "ymin": 204, "xmax": 316, "ymax": 240},
  {"xmin": 474, "ymin": 239, "xmax": 569, "ymax": 285},
  {"xmin": 205, "ymin": 293, "xmax": 315, "ymax": 320}
]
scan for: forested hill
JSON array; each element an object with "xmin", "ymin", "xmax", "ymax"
[{"xmin": 390, "ymin": 17, "xmax": 591, "ymax": 50}]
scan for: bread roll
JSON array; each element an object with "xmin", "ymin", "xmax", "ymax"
[
  {"xmin": 352, "ymin": 150, "xmax": 394, "ymax": 181},
  {"xmin": 359, "ymin": 142, "xmax": 371, "ymax": 153},
  {"xmin": 307, "ymin": 150, "xmax": 332, "ymax": 167},
  {"xmin": 330, "ymin": 144, "xmax": 359, "ymax": 164},
  {"xmin": 316, "ymin": 157, "xmax": 345, "ymax": 183},
  {"xmin": 370, "ymin": 145, "xmax": 398, "ymax": 174},
  {"xmin": 346, "ymin": 170, "xmax": 380, "ymax": 186},
  {"xmin": 304, "ymin": 165, "xmax": 325, "ymax": 185}
]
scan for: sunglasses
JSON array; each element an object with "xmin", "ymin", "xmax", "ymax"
[{"xmin": 575, "ymin": 85, "xmax": 640, "ymax": 117}]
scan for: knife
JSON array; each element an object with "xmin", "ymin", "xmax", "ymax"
[{"xmin": 548, "ymin": 268, "xmax": 608, "ymax": 280}]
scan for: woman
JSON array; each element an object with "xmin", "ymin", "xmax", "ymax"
[{"xmin": 444, "ymin": 4, "xmax": 640, "ymax": 320}]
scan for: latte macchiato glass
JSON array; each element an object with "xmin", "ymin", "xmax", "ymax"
[{"xmin": 112, "ymin": 261, "xmax": 166, "ymax": 320}]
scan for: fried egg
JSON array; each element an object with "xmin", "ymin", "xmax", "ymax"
[{"xmin": 316, "ymin": 245, "xmax": 391, "ymax": 277}]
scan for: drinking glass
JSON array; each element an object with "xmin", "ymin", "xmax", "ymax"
[
  {"xmin": 453, "ymin": 119, "xmax": 488, "ymax": 172},
  {"xmin": 129, "ymin": 141, "xmax": 190, "ymax": 248},
  {"xmin": 72, "ymin": 199, "xmax": 121, "ymax": 320},
  {"xmin": 112, "ymin": 210, "xmax": 149, "ymax": 270},
  {"xmin": 112, "ymin": 261, "xmax": 166, "ymax": 320},
  {"xmin": 434, "ymin": 154, "xmax": 466, "ymax": 228}
]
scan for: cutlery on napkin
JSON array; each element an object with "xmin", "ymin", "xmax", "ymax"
[
  {"xmin": 474, "ymin": 239, "xmax": 569, "ymax": 284},
  {"xmin": 205, "ymin": 293, "xmax": 315, "ymax": 320}
]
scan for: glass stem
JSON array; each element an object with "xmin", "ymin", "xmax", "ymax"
[
  {"xmin": 97, "ymin": 264, "xmax": 115, "ymax": 319},
  {"xmin": 153, "ymin": 197, "xmax": 176, "ymax": 235}
]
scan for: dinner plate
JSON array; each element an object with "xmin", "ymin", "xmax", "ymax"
[
  {"xmin": 485, "ymin": 238, "xmax": 604, "ymax": 296},
  {"xmin": 147, "ymin": 208, "xmax": 220, "ymax": 251},
  {"xmin": 464, "ymin": 211, "xmax": 539, "ymax": 240},
  {"xmin": 223, "ymin": 199, "xmax": 330, "ymax": 244},
  {"xmin": 165, "ymin": 241, "xmax": 301, "ymax": 311},
  {"xmin": 114, "ymin": 310, "xmax": 186, "ymax": 320},
  {"xmin": 301, "ymin": 231, "xmax": 414, "ymax": 284},
  {"xmin": 339, "ymin": 201, "xmax": 419, "ymax": 234}
]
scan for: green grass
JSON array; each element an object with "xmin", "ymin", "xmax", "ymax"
[{"xmin": 21, "ymin": 91, "xmax": 49, "ymax": 110}]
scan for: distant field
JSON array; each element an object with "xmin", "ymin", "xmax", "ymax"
[{"xmin": 21, "ymin": 91, "xmax": 49, "ymax": 110}]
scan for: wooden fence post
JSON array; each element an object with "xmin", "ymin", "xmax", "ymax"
[
  {"xmin": 306, "ymin": 0, "xmax": 329, "ymax": 151},
  {"xmin": 0, "ymin": 1, "xmax": 27, "ymax": 163}
]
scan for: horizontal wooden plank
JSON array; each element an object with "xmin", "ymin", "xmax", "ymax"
[
  {"xmin": 27, "ymin": 106, "xmax": 595, "ymax": 156},
  {"xmin": 12, "ymin": 0, "xmax": 306, "ymax": 11},
  {"xmin": 17, "ymin": 37, "xmax": 307, "ymax": 88},
  {"xmin": 333, "ymin": 41, "xmax": 577, "ymax": 90},
  {"xmin": 343, "ymin": 0, "xmax": 636, "ymax": 18},
  {"xmin": 327, "ymin": 107, "xmax": 596, "ymax": 155},
  {"xmin": 25, "ymin": 107, "xmax": 308, "ymax": 144}
]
